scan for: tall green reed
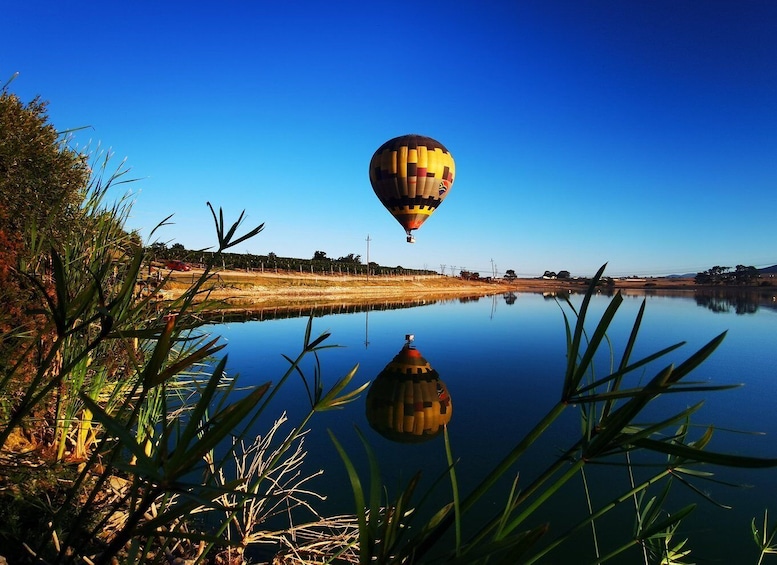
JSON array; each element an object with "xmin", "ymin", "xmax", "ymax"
[{"xmin": 1, "ymin": 147, "xmax": 366, "ymax": 563}]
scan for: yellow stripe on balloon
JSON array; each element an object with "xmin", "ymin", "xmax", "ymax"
[
  {"xmin": 417, "ymin": 145, "xmax": 428, "ymax": 169},
  {"xmin": 389, "ymin": 206, "xmax": 435, "ymax": 214}
]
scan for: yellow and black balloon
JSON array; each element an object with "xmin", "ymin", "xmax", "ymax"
[
  {"xmin": 365, "ymin": 343, "xmax": 452, "ymax": 443},
  {"xmin": 369, "ymin": 134, "xmax": 455, "ymax": 243}
]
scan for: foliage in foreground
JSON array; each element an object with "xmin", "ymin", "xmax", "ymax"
[
  {"xmin": 0, "ymin": 186, "xmax": 369, "ymax": 562},
  {"xmin": 1, "ymin": 82, "xmax": 368, "ymax": 563}
]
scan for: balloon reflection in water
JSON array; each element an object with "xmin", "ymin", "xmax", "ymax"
[{"xmin": 365, "ymin": 341, "xmax": 452, "ymax": 443}]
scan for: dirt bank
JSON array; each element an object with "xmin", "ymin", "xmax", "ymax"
[{"xmin": 156, "ymin": 269, "xmax": 700, "ymax": 316}]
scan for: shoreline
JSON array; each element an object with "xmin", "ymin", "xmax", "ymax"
[{"xmin": 153, "ymin": 269, "xmax": 773, "ymax": 317}]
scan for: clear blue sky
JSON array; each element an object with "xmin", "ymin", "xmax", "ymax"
[{"xmin": 4, "ymin": 1, "xmax": 776, "ymax": 277}]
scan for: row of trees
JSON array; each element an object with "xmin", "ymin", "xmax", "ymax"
[
  {"xmin": 151, "ymin": 244, "xmax": 533, "ymax": 281},
  {"xmin": 694, "ymin": 265, "xmax": 760, "ymax": 285},
  {"xmin": 459, "ymin": 269, "xmax": 522, "ymax": 281},
  {"xmin": 146, "ymin": 242, "xmax": 437, "ymax": 276}
]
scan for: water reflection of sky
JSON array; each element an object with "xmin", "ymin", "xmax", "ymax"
[{"xmin": 206, "ymin": 291, "xmax": 777, "ymax": 563}]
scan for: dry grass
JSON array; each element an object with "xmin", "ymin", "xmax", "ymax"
[
  {"xmin": 158, "ymin": 268, "xmax": 699, "ymax": 315},
  {"xmin": 163, "ymin": 270, "xmax": 505, "ymax": 311}
]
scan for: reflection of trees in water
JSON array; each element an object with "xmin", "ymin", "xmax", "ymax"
[
  {"xmin": 204, "ymin": 297, "xmax": 466, "ymax": 323},
  {"xmin": 537, "ymin": 287, "xmax": 777, "ymax": 316},
  {"xmin": 543, "ymin": 291, "xmax": 570, "ymax": 302},
  {"xmin": 205, "ymin": 287, "xmax": 776, "ymax": 322},
  {"xmin": 694, "ymin": 289, "xmax": 776, "ymax": 315}
]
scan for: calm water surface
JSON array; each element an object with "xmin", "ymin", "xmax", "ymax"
[{"xmin": 208, "ymin": 289, "xmax": 777, "ymax": 563}]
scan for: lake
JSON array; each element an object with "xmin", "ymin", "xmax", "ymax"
[{"xmin": 206, "ymin": 287, "xmax": 777, "ymax": 563}]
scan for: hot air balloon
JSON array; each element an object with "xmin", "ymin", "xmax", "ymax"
[
  {"xmin": 365, "ymin": 341, "xmax": 452, "ymax": 443},
  {"xmin": 369, "ymin": 134, "xmax": 455, "ymax": 243}
]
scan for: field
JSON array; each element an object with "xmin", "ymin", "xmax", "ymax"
[{"xmin": 158, "ymin": 268, "xmax": 699, "ymax": 315}]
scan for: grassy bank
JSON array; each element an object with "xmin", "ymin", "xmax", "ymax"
[{"xmin": 157, "ymin": 268, "xmax": 703, "ymax": 314}]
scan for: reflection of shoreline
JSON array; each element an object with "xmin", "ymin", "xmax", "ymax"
[
  {"xmin": 165, "ymin": 268, "xmax": 775, "ymax": 315},
  {"xmin": 693, "ymin": 288, "xmax": 777, "ymax": 314},
  {"xmin": 202, "ymin": 286, "xmax": 777, "ymax": 323},
  {"xmin": 543, "ymin": 287, "xmax": 777, "ymax": 314},
  {"xmin": 201, "ymin": 296, "xmax": 476, "ymax": 323}
]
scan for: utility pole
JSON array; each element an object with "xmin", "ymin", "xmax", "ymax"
[
  {"xmin": 366, "ymin": 234, "xmax": 371, "ymax": 281},
  {"xmin": 440, "ymin": 264, "xmax": 446, "ymax": 276}
]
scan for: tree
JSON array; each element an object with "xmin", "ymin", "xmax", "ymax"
[
  {"xmin": 734, "ymin": 264, "xmax": 759, "ymax": 285},
  {"xmin": 543, "ymin": 271, "xmax": 557, "ymax": 279},
  {"xmin": 504, "ymin": 269, "xmax": 517, "ymax": 280},
  {"xmin": 149, "ymin": 241, "xmax": 167, "ymax": 255},
  {"xmin": 558, "ymin": 270, "xmax": 571, "ymax": 279},
  {"xmin": 0, "ymin": 91, "xmax": 90, "ymax": 248},
  {"xmin": 336, "ymin": 253, "xmax": 361, "ymax": 264},
  {"xmin": 1, "ymin": 88, "xmax": 91, "ymax": 366},
  {"xmin": 694, "ymin": 271, "xmax": 712, "ymax": 285},
  {"xmin": 696, "ymin": 264, "xmax": 759, "ymax": 286},
  {"xmin": 695, "ymin": 265, "xmax": 732, "ymax": 285},
  {"xmin": 312, "ymin": 250, "xmax": 329, "ymax": 261}
]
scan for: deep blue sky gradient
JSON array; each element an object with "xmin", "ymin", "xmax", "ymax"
[{"xmin": 4, "ymin": 1, "xmax": 776, "ymax": 276}]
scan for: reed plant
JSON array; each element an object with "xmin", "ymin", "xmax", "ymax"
[
  {"xmin": 0, "ymin": 137, "xmax": 365, "ymax": 562},
  {"xmin": 753, "ymin": 510, "xmax": 777, "ymax": 564}
]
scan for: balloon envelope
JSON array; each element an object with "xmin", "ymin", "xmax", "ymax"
[{"xmin": 369, "ymin": 134, "xmax": 455, "ymax": 242}]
